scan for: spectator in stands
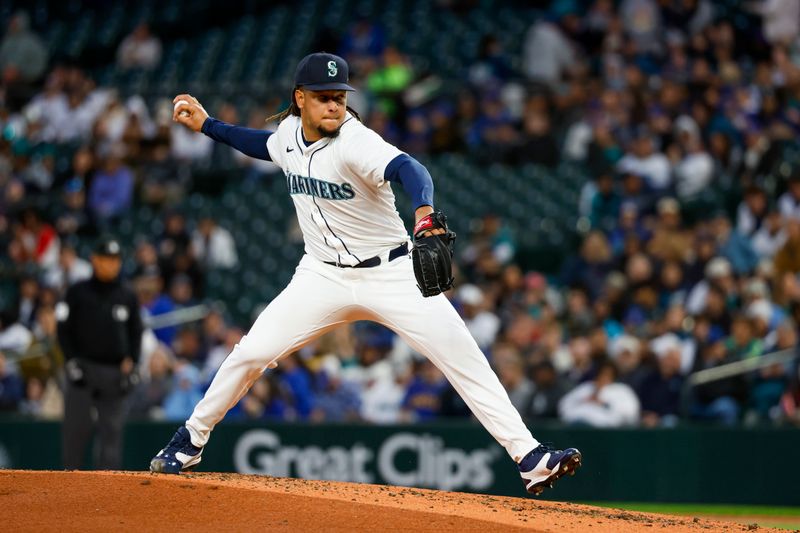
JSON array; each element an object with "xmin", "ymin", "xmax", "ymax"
[
  {"xmin": 43, "ymin": 242, "xmax": 92, "ymax": 292},
  {"xmin": 163, "ymin": 360, "xmax": 203, "ymax": 421},
  {"xmin": 53, "ymin": 69, "xmax": 111, "ymax": 144},
  {"xmin": 168, "ymin": 274, "xmax": 196, "ymax": 309},
  {"xmin": 492, "ymin": 344, "xmax": 533, "ymax": 412},
  {"xmin": 523, "ymin": 13, "xmax": 579, "ymax": 86},
  {"xmin": 657, "ymin": 260, "xmax": 689, "ymax": 310},
  {"xmin": 203, "ymin": 326, "xmax": 241, "ymax": 383},
  {"xmin": 778, "ymin": 175, "xmax": 800, "ymax": 221},
  {"xmin": 0, "ymin": 350, "xmax": 23, "ymax": 411},
  {"xmin": 54, "ymin": 178, "xmax": 93, "ymax": 237},
  {"xmin": 18, "ymin": 377, "xmax": 39, "ymax": 416},
  {"xmin": 712, "ymin": 212, "xmax": 759, "ymax": 275},
  {"xmin": 0, "ymin": 308, "xmax": 33, "ymax": 355},
  {"xmin": 129, "ymin": 344, "xmax": 174, "ymax": 420},
  {"xmin": 752, "ymin": 210, "xmax": 787, "ymax": 259},
  {"xmin": 460, "ymin": 213, "xmax": 516, "ymax": 270},
  {"xmin": 690, "ymin": 339, "xmax": 747, "ymax": 426},
  {"xmin": 746, "ymin": 0, "xmax": 800, "ymax": 46},
  {"xmin": 157, "ymin": 211, "xmax": 189, "ymax": 263},
  {"xmin": 360, "ymin": 358, "xmax": 405, "ymax": 423},
  {"xmin": 608, "ymin": 202, "xmax": 649, "ymax": 257},
  {"xmin": 172, "ymin": 327, "xmax": 205, "ymax": 365},
  {"xmin": 524, "ymin": 360, "xmax": 568, "ymax": 420},
  {"xmin": 8, "ymin": 207, "xmax": 60, "ymax": 270},
  {"xmin": 16, "ymin": 274, "xmax": 39, "ymax": 329},
  {"xmin": 402, "ymin": 359, "xmax": 447, "ymax": 422},
  {"xmin": 514, "ymin": 109, "xmax": 559, "ymax": 168},
  {"xmin": 170, "ymin": 115, "xmax": 213, "ymax": 162},
  {"xmin": 638, "ymin": 334, "xmax": 685, "ymax": 427},
  {"xmin": 468, "ymin": 34, "xmax": 515, "ymax": 86},
  {"xmin": 621, "ymin": 253, "xmax": 658, "ymax": 330},
  {"xmin": 558, "ymin": 360, "xmax": 641, "ymax": 427},
  {"xmin": 683, "ymin": 230, "xmax": 718, "ymax": 288},
  {"xmin": 343, "ymin": 325, "xmax": 403, "ymax": 421},
  {"xmin": 647, "ymin": 197, "xmax": 691, "ymax": 263},
  {"xmin": 230, "ymin": 374, "xmax": 290, "ymax": 421},
  {"xmin": 165, "ymin": 243, "xmax": 204, "ymax": 300},
  {"xmin": 561, "ymin": 336, "xmax": 594, "ymax": 386},
  {"xmin": 276, "ymin": 353, "xmax": 315, "ymax": 420},
  {"xmin": 620, "ymin": 0, "xmax": 663, "ymax": 53},
  {"xmin": 0, "ymin": 170, "xmax": 25, "ymax": 232},
  {"xmin": 725, "ymin": 313, "xmax": 764, "ymax": 360},
  {"xmin": 561, "ymin": 231, "xmax": 614, "ymax": 300},
  {"xmin": 749, "ymin": 319, "xmax": 795, "ymax": 421},
  {"xmin": 140, "ymin": 137, "xmax": 185, "ymax": 206},
  {"xmin": 311, "ymin": 355, "xmax": 361, "ymax": 422},
  {"xmin": 609, "ymin": 334, "xmax": 648, "ymax": 390},
  {"xmin": 338, "ymin": 17, "xmax": 386, "ymax": 71},
  {"xmin": 0, "ymin": 11, "xmax": 48, "ymax": 109},
  {"xmin": 737, "ymin": 186, "xmax": 770, "ymax": 237},
  {"xmin": 191, "ymin": 216, "xmax": 238, "ymax": 270},
  {"xmin": 134, "ymin": 240, "xmax": 159, "ymax": 274},
  {"xmin": 773, "ymin": 219, "xmax": 800, "ymax": 279},
  {"xmin": 29, "ymin": 305, "xmax": 63, "ymax": 395},
  {"xmin": 134, "ymin": 265, "xmax": 176, "ymax": 346},
  {"xmin": 199, "ymin": 308, "xmax": 228, "ymax": 359},
  {"xmin": 471, "ymin": 93, "xmax": 518, "ymax": 161},
  {"xmin": 674, "ymin": 121, "xmax": 715, "ymax": 201},
  {"xmin": 88, "ymin": 145, "xmax": 133, "ymax": 225},
  {"xmin": 588, "ymin": 173, "xmax": 621, "ymax": 233},
  {"xmin": 563, "ymin": 286, "xmax": 594, "ymax": 337},
  {"xmin": 117, "ymin": 23, "xmax": 162, "ymax": 71},
  {"xmin": 455, "ymin": 284, "xmax": 500, "ymax": 352},
  {"xmin": 617, "ymin": 131, "xmax": 671, "ymax": 192},
  {"xmin": 366, "ymin": 46, "xmax": 413, "ymax": 121},
  {"xmin": 618, "ymin": 171, "xmax": 653, "ymax": 216}
]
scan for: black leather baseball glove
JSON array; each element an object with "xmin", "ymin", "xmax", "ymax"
[{"xmin": 411, "ymin": 211, "xmax": 456, "ymax": 297}]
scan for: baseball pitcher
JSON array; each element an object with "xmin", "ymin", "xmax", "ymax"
[{"xmin": 150, "ymin": 52, "xmax": 581, "ymax": 495}]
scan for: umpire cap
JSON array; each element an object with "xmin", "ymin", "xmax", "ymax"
[
  {"xmin": 294, "ymin": 52, "xmax": 355, "ymax": 91},
  {"xmin": 93, "ymin": 237, "xmax": 122, "ymax": 257}
]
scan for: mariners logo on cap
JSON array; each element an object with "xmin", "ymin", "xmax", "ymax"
[{"xmin": 294, "ymin": 52, "xmax": 355, "ymax": 91}]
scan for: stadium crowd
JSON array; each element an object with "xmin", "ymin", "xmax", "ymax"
[{"xmin": 0, "ymin": 1, "xmax": 800, "ymax": 428}]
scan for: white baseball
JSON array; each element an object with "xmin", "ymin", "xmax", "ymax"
[{"xmin": 174, "ymin": 99, "xmax": 191, "ymax": 118}]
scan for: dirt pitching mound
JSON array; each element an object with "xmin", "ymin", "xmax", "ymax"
[{"xmin": 0, "ymin": 471, "xmax": 778, "ymax": 532}]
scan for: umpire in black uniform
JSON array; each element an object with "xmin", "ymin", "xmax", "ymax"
[{"xmin": 57, "ymin": 238, "xmax": 143, "ymax": 469}]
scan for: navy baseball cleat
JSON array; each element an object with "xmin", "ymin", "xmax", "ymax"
[
  {"xmin": 149, "ymin": 426, "xmax": 203, "ymax": 474},
  {"xmin": 518, "ymin": 443, "xmax": 582, "ymax": 495}
]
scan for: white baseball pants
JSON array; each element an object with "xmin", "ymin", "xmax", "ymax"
[{"xmin": 185, "ymin": 252, "xmax": 538, "ymax": 462}]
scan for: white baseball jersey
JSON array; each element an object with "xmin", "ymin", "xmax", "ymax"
[{"xmin": 266, "ymin": 113, "xmax": 409, "ymax": 266}]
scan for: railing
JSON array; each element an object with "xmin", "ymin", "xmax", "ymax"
[
  {"xmin": 143, "ymin": 304, "xmax": 210, "ymax": 330},
  {"xmin": 680, "ymin": 347, "xmax": 799, "ymax": 417}
]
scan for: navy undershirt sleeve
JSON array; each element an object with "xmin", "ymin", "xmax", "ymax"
[
  {"xmin": 201, "ymin": 117, "xmax": 273, "ymax": 161},
  {"xmin": 384, "ymin": 154, "xmax": 434, "ymax": 209}
]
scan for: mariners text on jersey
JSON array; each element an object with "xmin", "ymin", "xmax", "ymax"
[{"xmin": 285, "ymin": 171, "xmax": 356, "ymax": 200}]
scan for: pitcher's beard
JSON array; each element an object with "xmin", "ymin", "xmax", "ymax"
[{"xmin": 317, "ymin": 124, "xmax": 342, "ymax": 138}]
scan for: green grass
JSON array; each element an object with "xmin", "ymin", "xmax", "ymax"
[
  {"xmin": 583, "ymin": 503, "xmax": 800, "ymax": 530},
  {"xmin": 586, "ymin": 503, "xmax": 800, "ymax": 516}
]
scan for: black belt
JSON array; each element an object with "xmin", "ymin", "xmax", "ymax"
[{"xmin": 324, "ymin": 242, "xmax": 408, "ymax": 268}]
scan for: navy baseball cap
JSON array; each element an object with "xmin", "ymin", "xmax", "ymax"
[
  {"xmin": 294, "ymin": 52, "xmax": 355, "ymax": 91},
  {"xmin": 94, "ymin": 238, "xmax": 122, "ymax": 257}
]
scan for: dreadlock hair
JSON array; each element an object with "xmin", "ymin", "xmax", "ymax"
[{"xmin": 266, "ymin": 86, "xmax": 362, "ymax": 124}]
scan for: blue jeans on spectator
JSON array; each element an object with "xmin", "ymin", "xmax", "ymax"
[{"xmin": 690, "ymin": 396, "xmax": 740, "ymax": 426}]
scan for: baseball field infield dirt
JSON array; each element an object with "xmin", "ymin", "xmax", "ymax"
[{"xmin": 0, "ymin": 470, "xmax": 781, "ymax": 532}]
